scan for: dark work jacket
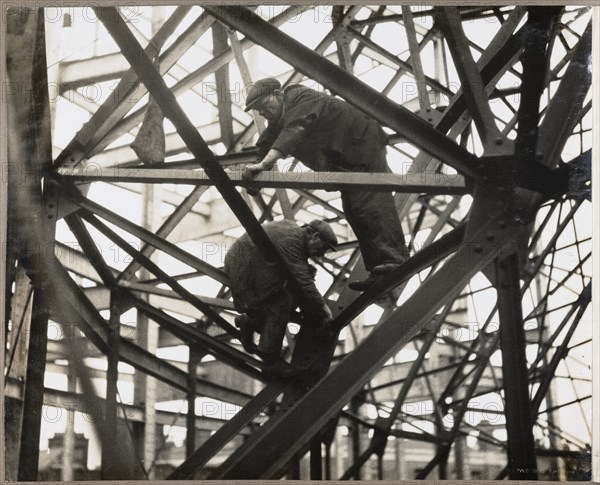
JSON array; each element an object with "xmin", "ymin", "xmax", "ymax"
[
  {"xmin": 255, "ymin": 85, "xmax": 389, "ymax": 171},
  {"xmin": 223, "ymin": 220, "xmax": 325, "ymax": 313}
]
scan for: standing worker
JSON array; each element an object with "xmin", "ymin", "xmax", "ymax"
[
  {"xmin": 241, "ymin": 78, "xmax": 410, "ymax": 290},
  {"xmin": 224, "ymin": 219, "xmax": 337, "ymax": 376}
]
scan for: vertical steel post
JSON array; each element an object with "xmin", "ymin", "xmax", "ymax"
[
  {"xmin": 377, "ymin": 453, "xmax": 384, "ymax": 479},
  {"xmin": 101, "ymin": 290, "xmax": 122, "ymax": 479},
  {"xmin": 350, "ymin": 396, "xmax": 362, "ymax": 479},
  {"xmin": 186, "ymin": 345, "xmax": 200, "ymax": 458},
  {"xmin": 496, "ymin": 252, "xmax": 538, "ymax": 479},
  {"xmin": 17, "ymin": 288, "xmax": 50, "ymax": 481},
  {"xmin": 309, "ymin": 438, "xmax": 322, "ymax": 479},
  {"xmin": 324, "ymin": 442, "xmax": 332, "ymax": 480},
  {"xmin": 212, "ymin": 23, "xmax": 235, "ymax": 148}
]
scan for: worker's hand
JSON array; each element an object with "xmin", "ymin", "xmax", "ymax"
[
  {"xmin": 242, "ymin": 163, "xmax": 263, "ymax": 181},
  {"xmin": 246, "ymin": 187, "xmax": 261, "ymax": 197},
  {"xmin": 317, "ymin": 306, "xmax": 335, "ymax": 344}
]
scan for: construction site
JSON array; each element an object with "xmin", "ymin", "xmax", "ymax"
[{"xmin": 2, "ymin": 5, "xmax": 594, "ymax": 481}]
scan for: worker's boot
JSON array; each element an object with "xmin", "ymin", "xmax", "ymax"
[
  {"xmin": 235, "ymin": 314, "xmax": 256, "ymax": 354},
  {"xmin": 260, "ymin": 354, "xmax": 304, "ymax": 378},
  {"xmin": 349, "ymin": 262, "xmax": 405, "ymax": 291}
]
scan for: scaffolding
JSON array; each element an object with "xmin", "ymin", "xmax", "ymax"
[{"xmin": 3, "ymin": 5, "xmax": 593, "ymax": 481}]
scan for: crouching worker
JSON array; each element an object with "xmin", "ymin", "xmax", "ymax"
[{"xmin": 224, "ymin": 219, "xmax": 337, "ymax": 377}]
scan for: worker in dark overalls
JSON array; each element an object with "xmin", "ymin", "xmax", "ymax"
[
  {"xmin": 242, "ymin": 78, "xmax": 409, "ymax": 290},
  {"xmin": 224, "ymin": 219, "xmax": 337, "ymax": 376}
]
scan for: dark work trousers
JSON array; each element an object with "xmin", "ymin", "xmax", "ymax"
[
  {"xmin": 246, "ymin": 287, "xmax": 295, "ymax": 357},
  {"xmin": 340, "ymin": 147, "xmax": 408, "ymax": 272}
]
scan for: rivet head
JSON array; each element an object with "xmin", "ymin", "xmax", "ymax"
[
  {"xmin": 498, "ymin": 220, "xmax": 508, "ymax": 229},
  {"xmin": 474, "ymin": 244, "xmax": 483, "ymax": 253},
  {"xmin": 495, "ymin": 138, "xmax": 504, "ymax": 146}
]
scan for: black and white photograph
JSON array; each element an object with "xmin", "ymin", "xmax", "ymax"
[{"xmin": 1, "ymin": 4, "xmax": 596, "ymax": 481}]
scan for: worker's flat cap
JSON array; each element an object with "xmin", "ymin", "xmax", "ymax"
[
  {"xmin": 245, "ymin": 78, "xmax": 281, "ymax": 112},
  {"xmin": 306, "ymin": 220, "xmax": 338, "ymax": 251}
]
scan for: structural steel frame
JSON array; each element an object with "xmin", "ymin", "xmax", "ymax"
[{"xmin": 4, "ymin": 4, "xmax": 593, "ymax": 481}]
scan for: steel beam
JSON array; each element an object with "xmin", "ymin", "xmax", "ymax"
[
  {"xmin": 75, "ymin": 207, "xmax": 239, "ymax": 339},
  {"xmin": 65, "ymin": 212, "xmax": 119, "ymax": 287},
  {"xmin": 346, "ymin": 26, "xmax": 451, "ymax": 99},
  {"xmin": 435, "ymin": 7, "xmax": 503, "ymax": 148},
  {"xmin": 58, "ymin": 52, "xmax": 130, "ymax": 91},
  {"xmin": 119, "ymin": 185, "xmax": 210, "ymax": 281},
  {"xmin": 536, "ymin": 21, "xmax": 592, "ymax": 169},
  {"xmin": 65, "ymin": 190, "xmax": 228, "ymax": 284},
  {"xmin": 401, "ymin": 6, "xmax": 430, "ymax": 111},
  {"xmin": 58, "ymin": 166, "xmax": 467, "ymax": 194},
  {"xmin": 351, "ymin": 6, "xmax": 515, "ymax": 26},
  {"xmin": 130, "ymin": 294, "xmax": 263, "ymax": 378},
  {"xmin": 167, "ymin": 378, "xmax": 292, "ymax": 479}
]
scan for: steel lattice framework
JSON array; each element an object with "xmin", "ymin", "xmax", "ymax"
[{"xmin": 4, "ymin": 5, "xmax": 593, "ymax": 481}]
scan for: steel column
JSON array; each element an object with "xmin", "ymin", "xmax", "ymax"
[
  {"xmin": 213, "ymin": 23, "xmax": 235, "ymax": 148},
  {"xmin": 186, "ymin": 345, "xmax": 200, "ymax": 458},
  {"xmin": 496, "ymin": 252, "xmax": 537, "ymax": 479},
  {"xmin": 101, "ymin": 290, "xmax": 122, "ymax": 479},
  {"xmin": 309, "ymin": 437, "xmax": 323, "ymax": 479},
  {"xmin": 17, "ymin": 288, "xmax": 50, "ymax": 481},
  {"xmin": 7, "ymin": 8, "xmax": 54, "ymax": 481}
]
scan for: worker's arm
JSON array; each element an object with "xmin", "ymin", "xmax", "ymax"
[
  {"xmin": 242, "ymin": 148, "xmax": 283, "ymax": 180},
  {"xmin": 278, "ymin": 235, "xmax": 331, "ymax": 322},
  {"xmin": 243, "ymin": 112, "xmax": 315, "ymax": 181}
]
